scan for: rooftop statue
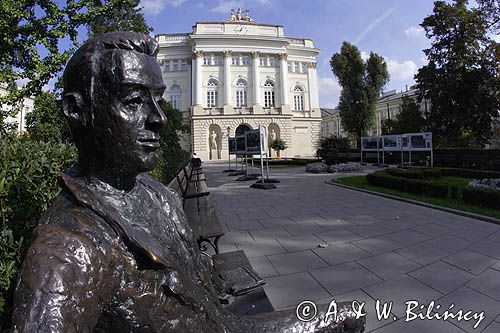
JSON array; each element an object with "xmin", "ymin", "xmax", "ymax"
[
  {"xmin": 228, "ymin": 8, "xmax": 255, "ymax": 23},
  {"xmin": 12, "ymin": 31, "xmax": 365, "ymax": 332}
]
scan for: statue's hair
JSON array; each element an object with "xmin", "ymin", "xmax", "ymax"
[
  {"xmin": 63, "ymin": 31, "xmax": 159, "ymax": 105},
  {"xmin": 62, "ymin": 31, "xmax": 159, "ymax": 153}
]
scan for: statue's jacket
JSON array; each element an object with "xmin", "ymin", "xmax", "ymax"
[
  {"xmin": 12, "ymin": 172, "xmax": 363, "ymax": 333},
  {"xmin": 12, "ymin": 172, "xmax": 247, "ymax": 332}
]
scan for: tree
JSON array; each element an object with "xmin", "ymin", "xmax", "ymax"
[
  {"xmin": 415, "ymin": 0, "xmax": 499, "ymax": 147},
  {"xmin": 25, "ymin": 91, "xmax": 72, "ymax": 143},
  {"xmin": 317, "ymin": 135, "xmax": 350, "ymax": 165},
  {"xmin": 271, "ymin": 139, "xmax": 287, "ymax": 158},
  {"xmin": 0, "ymin": 0, "xmax": 151, "ymax": 111},
  {"xmin": 381, "ymin": 97, "xmax": 426, "ymax": 135},
  {"xmin": 88, "ymin": 0, "xmax": 151, "ymax": 35},
  {"xmin": 150, "ymin": 101, "xmax": 191, "ymax": 184},
  {"xmin": 330, "ymin": 42, "xmax": 389, "ymax": 148}
]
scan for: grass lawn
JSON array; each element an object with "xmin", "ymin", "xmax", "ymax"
[{"xmin": 330, "ymin": 175, "xmax": 500, "ymax": 220}]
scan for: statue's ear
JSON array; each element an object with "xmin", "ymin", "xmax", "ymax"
[{"xmin": 62, "ymin": 92, "xmax": 84, "ymax": 123}]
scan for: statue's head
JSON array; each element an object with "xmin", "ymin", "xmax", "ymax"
[{"xmin": 62, "ymin": 31, "xmax": 166, "ymax": 184}]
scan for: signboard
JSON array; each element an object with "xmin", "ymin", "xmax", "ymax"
[
  {"xmin": 383, "ymin": 135, "xmax": 401, "ymax": 151},
  {"xmin": 408, "ymin": 132, "xmax": 432, "ymax": 151},
  {"xmin": 228, "ymin": 137, "xmax": 237, "ymax": 155},
  {"xmin": 235, "ymin": 135, "xmax": 246, "ymax": 154},
  {"xmin": 259, "ymin": 125, "xmax": 268, "ymax": 155},
  {"xmin": 361, "ymin": 136, "xmax": 381, "ymax": 151},
  {"xmin": 245, "ymin": 129, "xmax": 261, "ymax": 155}
]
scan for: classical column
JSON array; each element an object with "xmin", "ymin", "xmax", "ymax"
[
  {"xmin": 223, "ymin": 51, "xmax": 232, "ymax": 114},
  {"xmin": 187, "ymin": 58, "xmax": 193, "ymax": 106},
  {"xmin": 251, "ymin": 51, "xmax": 262, "ymax": 113},
  {"xmin": 278, "ymin": 53, "xmax": 290, "ymax": 114},
  {"xmin": 194, "ymin": 51, "xmax": 203, "ymax": 106},
  {"xmin": 306, "ymin": 62, "xmax": 320, "ymax": 117}
]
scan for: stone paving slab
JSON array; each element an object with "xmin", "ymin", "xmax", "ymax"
[{"xmin": 201, "ymin": 161, "xmax": 500, "ymax": 332}]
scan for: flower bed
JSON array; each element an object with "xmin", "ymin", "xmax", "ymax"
[
  {"xmin": 468, "ymin": 179, "xmax": 500, "ymax": 191},
  {"xmin": 328, "ymin": 163, "xmax": 364, "ymax": 173}
]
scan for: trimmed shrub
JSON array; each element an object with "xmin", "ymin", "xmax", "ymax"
[
  {"xmin": 462, "ymin": 186, "xmax": 500, "ymax": 210},
  {"xmin": 450, "ymin": 185, "xmax": 460, "ymax": 199},
  {"xmin": 317, "ymin": 136, "xmax": 351, "ymax": 165},
  {"xmin": 385, "ymin": 168, "xmax": 442, "ymax": 180},
  {"xmin": 0, "ymin": 139, "xmax": 76, "ymax": 330},
  {"xmin": 367, "ymin": 171, "xmax": 448, "ymax": 198},
  {"xmin": 440, "ymin": 168, "xmax": 500, "ymax": 179}
]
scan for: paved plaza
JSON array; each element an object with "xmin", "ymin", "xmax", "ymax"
[{"xmin": 203, "ymin": 161, "xmax": 500, "ymax": 332}]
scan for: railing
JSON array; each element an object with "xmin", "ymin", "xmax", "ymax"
[
  {"xmin": 204, "ymin": 107, "xmax": 223, "ymax": 115},
  {"xmin": 235, "ymin": 107, "xmax": 253, "ymax": 115},
  {"xmin": 160, "ymin": 35, "xmax": 188, "ymax": 42},
  {"xmin": 263, "ymin": 107, "xmax": 281, "ymax": 115}
]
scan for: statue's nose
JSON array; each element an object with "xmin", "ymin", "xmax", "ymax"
[{"xmin": 148, "ymin": 97, "xmax": 167, "ymax": 128}]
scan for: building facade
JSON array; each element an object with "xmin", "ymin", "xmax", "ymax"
[
  {"xmin": 156, "ymin": 10, "xmax": 321, "ymax": 160},
  {"xmin": 320, "ymin": 87, "xmax": 430, "ymax": 139},
  {"xmin": 0, "ymin": 84, "xmax": 34, "ymax": 134}
]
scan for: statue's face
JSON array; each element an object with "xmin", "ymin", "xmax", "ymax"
[{"xmin": 92, "ymin": 50, "xmax": 167, "ymax": 174}]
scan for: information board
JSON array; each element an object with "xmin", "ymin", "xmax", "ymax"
[
  {"xmin": 245, "ymin": 129, "xmax": 261, "ymax": 155},
  {"xmin": 383, "ymin": 135, "xmax": 401, "ymax": 151},
  {"xmin": 361, "ymin": 136, "xmax": 381, "ymax": 151},
  {"xmin": 235, "ymin": 135, "xmax": 246, "ymax": 154},
  {"xmin": 408, "ymin": 132, "xmax": 432, "ymax": 151},
  {"xmin": 228, "ymin": 137, "xmax": 237, "ymax": 155}
]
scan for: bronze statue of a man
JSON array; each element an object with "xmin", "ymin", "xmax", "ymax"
[{"xmin": 12, "ymin": 32, "xmax": 364, "ymax": 332}]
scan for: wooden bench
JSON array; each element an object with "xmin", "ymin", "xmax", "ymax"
[
  {"xmin": 168, "ymin": 161, "xmax": 274, "ymax": 314},
  {"xmin": 168, "ymin": 160, "xmax": 223, "ymax": 254}
]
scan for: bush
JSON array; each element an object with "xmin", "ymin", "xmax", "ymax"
[
  {"xmin": 385, "ymin": 168, "xmax": 442, "ymax": 180},
  {"xmin": 317, "ymin": 135, "xmax": 351, "ymax": 165},
  {"xmin": 367, "ymin": 171, "xmax": 448, "ymax": 198},
  {"xmin": 440, "ymin": 168, "xmax": 500, "ymax": 179},
  {"xmin": 433, "ymin": 148, "xmax": 500, "ymax": 171},
  {"xmin": 462, "ymin": 186, "xmax": 500, "ymax": 210},
  {"xmin": 0, "ymin": 138, "xmax": 76, "ymax": 331}
]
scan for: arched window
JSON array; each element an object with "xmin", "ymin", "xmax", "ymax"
[
  {"xmin": 206, "ymin": 79, "xmax": 218, "ymax": 107},
  {"xmin": 263, "ymin": 80, "xmax": 275, "ymax": 108},
  {"xmin": 235, "ymin": 78, "xmax": 247, "ymax": 107},
  {"xmin": 169, "ymin": 84, "xmax": 182, "ymax": 110},
  {"xmin": 293, "ymin": 85, "xmax": 304, "ymax": 111}
]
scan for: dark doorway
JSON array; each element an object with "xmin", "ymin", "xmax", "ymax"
[{"xmin": 235, "ymin": 124, "xmax": 252, "ymax": 136}]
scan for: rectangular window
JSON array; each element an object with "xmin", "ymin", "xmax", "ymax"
[
  {"xmin": 264, "ymin": 91, "xmax": 275, "ymax": 108},
  {"xmin": 259, "ymin": 57, "xmax": 266, "ymax": 66},
  {"xmin": 236, "ymin": 91, "xmax": 247, "ymax": 107},
  {"xmin": 232, "ymin": 56, "xmax": 239, "ymax": 65},
  {"xmin": 294, "ymin": 62, "xmax": 299, "ymax": 72},
  {"xmin": 172, "ymin": 60, "xmax": 179, "ymax": 71},
  {"xmin": 242, "ymin": 55, "xmax": 250, "ymax": 65},
  {"xmin": 294, "ymin": 95, "xmax": 304, "ymax": 111},
  {"xmin": 288, "ymin": 63, "xmax": 292, "ymax": 72},
  {"xmin": 170, "ymin": 95, "xmax": 180, "ymax": 109},
  {"xmin": 269, "ymin": 56, "xmax": 277, "ymax": 67},
  {"xmin": 180, "ymin": 59, "xmax": 187, "ymax": 70},
  {"xmin": 203, "ymin": 57, "xmax": 210, "ymax": 65},
  {"xmin": 164, "ymin": 60, "xmax": 171, "ymax": 72},
  {"xmin": 207, "ymin": 91, "xmax": 218, "ymax": 107},
  {"xmin": 213, "ymin": 56, "xmax": 222, "ymax": 65}
]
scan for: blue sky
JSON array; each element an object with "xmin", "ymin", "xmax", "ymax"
[{"xmin": 141, "ymin": 0, "xmax": 437, "ymax": 108}]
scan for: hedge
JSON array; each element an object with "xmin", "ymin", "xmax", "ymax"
[
  {"xmin": 440, "ymin": 168, "xmax": 500, "ymax": 179},
  {"xmin": 384, "ymin": 168, "xmax": 442, "ymax": 180},
  {"xmin": 367, "ymin": 171, "xmax": 449, "ymax": 198},
  {"xmin": 462, "ymin": 186, "xmax": 500, "ymax": 210},
  {"xmin": 0, "ymin": 139, "xmax": 77, "ymax": 331}
]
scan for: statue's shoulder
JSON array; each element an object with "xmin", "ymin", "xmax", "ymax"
[{"xmin": 138, "ymin": 174, "xmax": 183, "ymax": 207}]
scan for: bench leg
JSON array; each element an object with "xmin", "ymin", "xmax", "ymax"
[{"xmin": 198, "ymin": 236, "xmax": 222, "ymax": 255}]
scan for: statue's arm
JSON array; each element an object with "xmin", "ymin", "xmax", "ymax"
[{"xmin": 12, "ymin": 225, "xmax": 114, "ymax": 333}]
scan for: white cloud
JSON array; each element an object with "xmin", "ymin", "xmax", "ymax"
[
  {"xmin": 15, "ymin": 78, "xmax": 30, "ymax": 88},
  {"xmin": 318, "ymin": 76, "xmax": 341, "ymax": 95},
  {"xmin": 209, "ymin": 0, "xmax": 270, "ymax": 13},
  {"xmin": 360, "ymin": 51, "xmax": 370, "ymax": 61},
  {"xmin": 385, "ymin": 58, "xmax": 418, "ymax": 80},
  {"xmin": 354, "ymin": 7, "xmax": 396, "ymax": 45},
  {"xmin": 171, "ymin": 0, "xmax": 186, "ymax": 7},
  {"xmin": 141, "ymin": 0, "xmax": 185, "ymax": 15},
  {"xmin": 210, "ymin": 1, "xmax": 244, "ymax": 13},
  {"xmin": 491, "ymin": 34, "xmax": 500, "ymax": 43},
  {"xmin": 405, "ymin": 26, "xmax": 424, "ymax": 38}
]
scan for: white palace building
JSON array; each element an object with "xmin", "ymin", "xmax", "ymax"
[{"xmin": 156, "ymin": 9, "xmax": 321, "ymax": 160}]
